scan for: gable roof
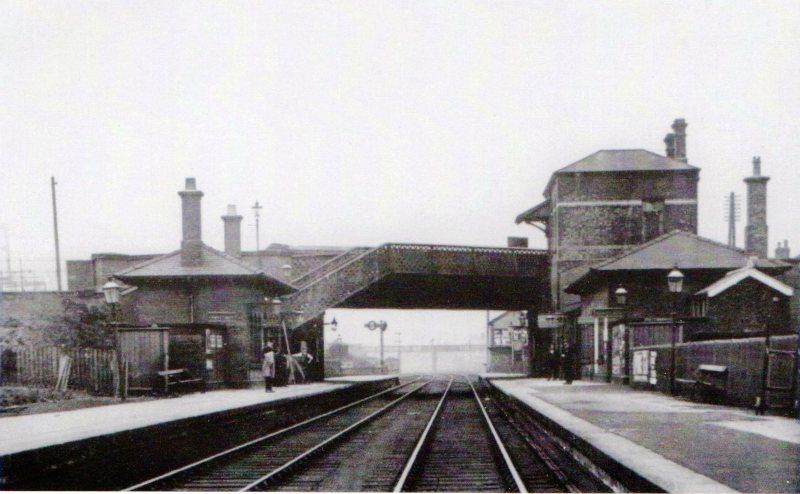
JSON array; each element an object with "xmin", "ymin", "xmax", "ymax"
[
  {"xmin": 555, "ymin": 149, "xmax": 698, "ymax": 174},
  {"xmin": 565, "ymin": 230, "xmax": 790, "ymax": 294},
  {"xmin": 114, "ymin": 244, "xmax": 295, "ymax": 291},
  {"xmin": 696, "ymin": 264, "xmax": 794, "ymax": 298}
]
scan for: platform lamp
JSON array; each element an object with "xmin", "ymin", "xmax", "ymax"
[
  {"xmin": 102, "ymin": 278, "xmax": 124, "ymax": 400},
  {"xmin": 667, "ymin": 266, "xmax": 685, "ymax": 395},
  {"xmin": 614, "ymin": 287, "xmax": 629, "ymax": 384}
]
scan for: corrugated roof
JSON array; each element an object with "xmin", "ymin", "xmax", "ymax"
[{"xmin": 555, "ymin": 149, "xmax": 698, "ymax": 174}]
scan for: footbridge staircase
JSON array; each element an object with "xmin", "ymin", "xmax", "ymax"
[{"xmin": 284, "ymin": 243, "xmax": 550, "ymax": 329}]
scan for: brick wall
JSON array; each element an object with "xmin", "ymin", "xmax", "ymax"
[{"xmin": 549, "ymin": 169, "xmax": 698, "ymax": 311}]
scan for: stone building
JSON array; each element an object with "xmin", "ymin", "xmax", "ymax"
[{"xmin": 516, "ymin": 119, "xmax": 699, "ymax": 314}]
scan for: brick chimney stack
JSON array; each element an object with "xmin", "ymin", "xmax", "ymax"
[
  {"xmin": 671, "ymin": 119, "xmax": 687, "ymax": 162},
  {"xmin": 179, "ymin": 177, "xmax": 204, "ymax": 266},
  {"xmin": 745, "ymin": 156, "xmax": 769, "ymax": 258},
  {"xmin": 222, "ymin": 204, "xmax": 243, "ymax": 257},
  {"xmin": 664, "ymin": 133, "xmax": 676, "ymax": 158},
  {"xmin": 775, "ymin": 240, "xmax": 790, "ymax": 260}
]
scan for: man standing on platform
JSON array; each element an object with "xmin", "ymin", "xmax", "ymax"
[{"xmin": 262, "ymin": 343, "xmax": 275, "ymax": 392}]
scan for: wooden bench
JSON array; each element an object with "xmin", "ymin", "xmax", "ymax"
[
  {"xmin": 694, "ymin": 364, "xmax": 728, "ymax": 403},
  {"xmin": 157, "ymin": 368, "xmax": 204, "ymax": 394}
]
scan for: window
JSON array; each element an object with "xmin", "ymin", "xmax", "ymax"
[
  {"xmin": 642, "ymin": 199, "xmax": 665, "ymax": 241},
  {"xmin": 246, "ymin": 304, "xmax": 264, "ymax": 361}
]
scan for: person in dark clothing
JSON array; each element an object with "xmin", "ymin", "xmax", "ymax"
[
  {"xmin": 548, "ymin": 344, "xmax": 560, "ymax": 381},
  {"xmin": 274, "ymin": 349, "xmax": 288, "ymax": 387},
  {"xmin": 563, "ymin": 343, "xmax": 575, "ymax": 385}
]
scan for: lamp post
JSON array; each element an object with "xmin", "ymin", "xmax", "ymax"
[
  {"xmin": 365, "ymin": 320, "xmax": 388, "ymax": 374},
  {"xmin": 102, "ymin": 278, "xmax": 123, "ymax": 400},
  {"xmin": 615, "ymin": 287, "xmax": 628, "ymax": 384},
  {"xmin": 667, "ymin": 267, "xmax": 685, "ymax": 395}
]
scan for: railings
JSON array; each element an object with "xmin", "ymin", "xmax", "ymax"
[
  {"xmin": 290, "ymin": 247, "xmax": 371, "ymax": 288},
  {"xmin": 283, "ymin": 243, "xmax": 549, "ymax": 328}
]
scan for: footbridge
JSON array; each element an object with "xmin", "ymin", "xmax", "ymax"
[{"xmin": 284, "ymin": 243, "xmax": 550, "ymax": 329}]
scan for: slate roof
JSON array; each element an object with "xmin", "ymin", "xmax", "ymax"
[
  {"xmin": 696, "ymin": 263, "xmax": 794, "ymax": 298},
  {"xmin": 515, "ymin": 199, "xmax": 550, "ymax": 224},
  {"xmin": 114, "ymin": 244, "xmax": 295, "ymax": 291},
  {"xmin": 554, "ymin": 149, "xmax": 698, "ymax": 174},
  {"xmin": 565, "ymin": 230, "xmax": 790, "ymax": 294}
]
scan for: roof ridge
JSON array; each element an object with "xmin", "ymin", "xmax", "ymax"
[
  {"xmin": 202, "ymin": 244, "xmax": 298, "ymax": 290},
  {"xmin": 114, "ymin": 249, "xmax": 182, "ymax": 276},
  {"xmin": 589, "ymin": 230, "xmax": 684, "ymax": 270}
]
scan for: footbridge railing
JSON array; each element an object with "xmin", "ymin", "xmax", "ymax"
[{"xmin": 283, "ymin": 243, "xmax": 548, "ymax": 328}]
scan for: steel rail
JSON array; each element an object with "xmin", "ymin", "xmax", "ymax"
[
  {"xmin": 392, "ymin": 376, "xmax": 453, "ymax": 492},
  {"xmin": 124, "ymin": 378, "xmax": 422, "ymax": 491},
  {"xmin": 468, "ymin": 378, "xmax": 528, "ymax": 493},
  {"xmin": 240, "ymin": 380, "xmax": 432, "ymax": 491},
  {"xmin": 490, "ymin": 394, "xmax": 581, "ymax": 493}
]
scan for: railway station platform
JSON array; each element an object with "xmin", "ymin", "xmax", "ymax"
[
  {"xmin": 488, "ymin": 378, "xmax": 800, "ymax": 493},
  {"xmin": 0, "ymin": 376, "xmax": 399, "ymax": 489}
]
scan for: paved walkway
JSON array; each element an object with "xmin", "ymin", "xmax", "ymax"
[
  {"xmin": 0, "ymin": 382, "xmax": 355, "ymax": 456},
  {"xmin": 491, "ymin": 378, "xmax": 800, "ymax": 493}
]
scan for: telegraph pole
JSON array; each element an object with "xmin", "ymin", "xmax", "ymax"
[
  {"xmin": 725, "ymin": 191, "xmax": 740, "ymax": 249},
  {"xmin": 51, "ymin": 177, "xmax": 62, "ymax": 291},
  {"xmin": 252, "ymin": 201, "xmax": 262, "ymax": 268}
]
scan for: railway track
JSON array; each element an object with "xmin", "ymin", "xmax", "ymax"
[{"xmin": 127, "ymin": 375, "xmax": 609, "ymax": 492}]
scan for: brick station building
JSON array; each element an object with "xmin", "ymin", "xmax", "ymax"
[{"xmin": 68, "ymin": 178, "xmax": 343, "ymax": 386}]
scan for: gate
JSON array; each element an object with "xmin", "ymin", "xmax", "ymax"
[{"xmin": 765, "ymin": 349, "xmax": 796, "ymax": 409}]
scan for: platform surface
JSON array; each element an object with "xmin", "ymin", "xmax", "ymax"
[
  {"xmin": 492, "ymin": 378, "xmax": 800, "ymax": 493},
  {"xmin": 0, "ymin": 383, "xmax": 347, "ymax": 457},
  {"xmin": 325, "ymin": 374, "xmax": 399, "ymax": 382}
]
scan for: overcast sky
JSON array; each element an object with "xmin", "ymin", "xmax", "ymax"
[{"xmin": 2, "ymin": 2, "xmax": 799, "ymax": 346}]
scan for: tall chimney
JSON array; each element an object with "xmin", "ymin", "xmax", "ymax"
[
  {"xmin": 664, "ymin": 133, "xmax": 676, "ymax": 158},
  {"xmin": 222, "ymin": 204, "xmax": 243, "ymax": 257},
  {"xmin": 745, "ymin": 156, "xmax": 769, "ymax": 258},
  {"xmin": 671, "ymin": 119, "xmax": 687, "ymax": 162},
  {"xmin": 179, "ymin": 178, "xmax": 204, "ymax": 266}
]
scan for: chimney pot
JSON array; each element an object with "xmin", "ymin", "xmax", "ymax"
[
  {"xmin": 752, "ymin": 156, "xmax": 761, "ymax": 176},
  {"xmin": 507, "ymin": 236, "xmax": 529, "ymax": 248},
  {"xmin": 185, "ymin": 177, "xmax": 197, "ymax": 191},
  {"xmin": 664, "ymin": 133, "xmax": 676, "ymax": 158},
  {"xmin": 670, "ymin": 119, "xmax": 687, "ymax": 163}
]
